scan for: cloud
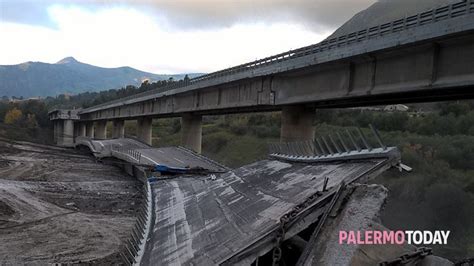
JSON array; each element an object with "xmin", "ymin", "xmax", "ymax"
[
  {"xmin": 0, "ymin": 1, "xmax": 56, "ymax": 27},
  {"xmin": 0, "ymin": 5, "xmax": 331, "ymax": 73},
  {"xmin": 0, "ymin": 0, "xmax": 379, "ymax": 73},
  {"xmin": 132, "ymin": 0, "xmax": 377, "ymax": 31},
  {"xmin": 1, "ymin": 0, "xmax": 376, "ymax": 32}
]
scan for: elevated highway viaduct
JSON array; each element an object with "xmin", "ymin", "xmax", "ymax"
[{"xmin": 50, "ymin": 0, "xmax": 474, "ymax": 153}]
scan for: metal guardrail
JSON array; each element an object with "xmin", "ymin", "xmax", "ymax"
[
  {"xmin": 50, "ymin": 114, "xmax": 79, "ymax": 120},
  {"xmin": 80, "ymin": 0, "xmax": 474, "ymax": 114},
  {"xmin": 268, "ymin": 125, "xmax": 398, "ymax": 162},
  {"xmin": 120, "ymin": 173, "xmax": 152, "ymax": 265},
  {"xmin": 111, "ymin": 144, "xmax": 142, "ymax": 163}
]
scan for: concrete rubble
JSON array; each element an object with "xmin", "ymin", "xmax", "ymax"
[{"xmin": 301, "ymin": 183, "xmax": 453, "ymax": 266}]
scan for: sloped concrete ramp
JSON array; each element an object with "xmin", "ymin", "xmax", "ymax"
[{"xmin": 75, "ymin": 137, "xmax": 227, "ymax": 171}]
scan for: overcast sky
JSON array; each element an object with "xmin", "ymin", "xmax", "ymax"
[{"xmin": 0, "ymin": 0, "xmax": 376, "ymax": 74}]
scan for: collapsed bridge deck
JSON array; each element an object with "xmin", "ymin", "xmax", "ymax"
[
  {"xmin": 78, "ymin": 135, "xmax": 402, "ymax": 265},
  {"xmin": 142, "ymin": 158, "xmax": 398, "ymax": 265}
]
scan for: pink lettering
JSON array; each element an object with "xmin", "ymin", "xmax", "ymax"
[
  {"xmin": 394, "ymin": 231, "xmax": 405, "ymax": 244},
  {"xmin": 365, "ymin": 230, "xmax": 373, "ymax": 244},
  {"xmin": 348, "ymin": 231, "xmax": 356, "ymax": 244},
  {"xmin": 339, "ymin": 231, "xmax": 348, "ymax": 244},
  {"xmin": 374, "ymin": 230, "xmax": 382, "ymax": 244},
  {"xmin": 383, "ymin": 231, "xmax": 394, "ymax": 243}
]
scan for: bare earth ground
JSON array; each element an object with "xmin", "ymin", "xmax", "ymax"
[{"xmin": 0, "ymin": 139, "xmax": 142, "ymax": 264}]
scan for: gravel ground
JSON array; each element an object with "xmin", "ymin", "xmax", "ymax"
[{"xmin": 0, "ymin": 139, "xmax": 142, "ymax": 264}]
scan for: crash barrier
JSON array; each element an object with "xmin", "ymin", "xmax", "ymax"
[
  {"xmin": 118, "ymin": 165, "xmax": 152, "ymax": 266},
  {"xmin": 111, "ymin": 144, "xmax": 142, "ymax": 163},
  {"xmin": 268, "ymin": 125, "xmax": 400, "ymax": 163}
]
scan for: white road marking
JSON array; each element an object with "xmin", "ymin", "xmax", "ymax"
[
  {"xmin": 174, "ymin": 158, "xmax": 185, "ymax": 164},
  {"xmin": 140, "ymin": 154, "xmax": 159, "ymax": 165}
]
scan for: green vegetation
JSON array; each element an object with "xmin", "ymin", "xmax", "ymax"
[
  {"xmin": 0, "ymin": 79, "xmax": 180, "ymax": 143},
  {"xmin": 135, "ymin": 101, "xmax": 473, "ymax": 261},
  {"xmin": 0, "ymin": 87, "xmax": 472, "ymax": 261},
  {"xmin": 0, "ymin": 99, "xmax": 51, "ymax": 143},
  {"xmin": 44, "ymin": 78, "xmax": 181, "ymax": 109}
]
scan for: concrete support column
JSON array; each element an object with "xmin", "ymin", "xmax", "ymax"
[
  {"xmin": 79, "ymin": 123, "xmax": 87, "ymax": 137},
  {"xmin": 94, "ymin": 121, "xmax": 107, "ymax": 140},
  {"xmin": 280, "ymin": 105, "xmax": 315, "ymax": 143},
  {"xmin": 73, "ymin": 122, "xmax": 79, "ymax": 140},
  {"xmin": 53, "ymin": 121, "xmax": 58, "ymax": 144},
  {"xmin": 57, "ymin": 120, "xmax": 64, "ymax": 146},
  {"xmin": 181, "ymin": 114, "xmax": 202, "ymax": 154},
  {"xmin": 112, "ymin": 120, "xmax": 125, "ymax": 139},
  {"xmin": 137, "ymin": 117, "xmax": 152, "ymax": 145},
  {"xmin": 85, "ymin": 122, "xmax": 94, "ymax": 138},
  {"xmin": 63, "ymin": 120, "xmax": 75, "ymax": 147}
]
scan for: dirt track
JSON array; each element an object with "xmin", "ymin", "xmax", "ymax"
[{"xmin": 0, "ymin": 139, "xmax": 141, "ymax": 264}]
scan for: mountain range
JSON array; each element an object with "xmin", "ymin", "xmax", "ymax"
[{"xmin": 0, "ymin": 57, "xmax": 202, "ymax": 98}]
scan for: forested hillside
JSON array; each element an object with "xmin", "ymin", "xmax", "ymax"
[
  {"xmin": 0, "ymin": 79, "xmax": 178, "ymax": 141},
  {"xmin": 0, "ymin": 57, "xmax": 201, "ymax": 97}
]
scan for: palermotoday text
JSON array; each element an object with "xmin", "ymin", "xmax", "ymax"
[{"xmin": 339, "ymin": 230, "xmax": 450, "ymax": 245}]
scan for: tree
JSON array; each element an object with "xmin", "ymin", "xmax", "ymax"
[
  {"xmin": 183, "ymin": 74, "xmax": 190, "ymax": 83},
  {"xmin": 25, "ymin": 114, "xmax": 38, "ymax": 128},
  {"xmin": 4, "ymin": 107, "xmax": 22, "ymax": 124}
]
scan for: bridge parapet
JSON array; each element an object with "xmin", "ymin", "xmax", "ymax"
[
  {"xmin": 48, "ymin": 109, "xmax": 81, "ymax": 120},
  {"xmin": 79, "ymin": 0, "xmax": 474, "ymax": 116},
  {"xmin": 269, "ymin": 125, "xmax": 404, "ymax": 168}
]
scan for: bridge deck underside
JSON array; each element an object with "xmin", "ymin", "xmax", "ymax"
[{"xmin": 141, "ymin": 158, "xmax": 393, "ymax": 265}]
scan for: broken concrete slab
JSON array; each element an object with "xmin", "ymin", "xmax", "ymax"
[
  {"xmin": 141, "ymin": 156, "xmax": 399, "ymax": 265},
  {"xmin": 299, "ymin": 183, "xmax": 453, "ymax": 266}
]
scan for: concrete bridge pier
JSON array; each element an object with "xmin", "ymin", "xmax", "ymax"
[
  {"xmin": 280, "ymin": 105, "xmax": 315, "ymax": 143},
  {"xmin": 94, "ymin": 121, "xmax": 107, "ymax": 140},
  {"xmin": 53, "ymin": 121, "xmax": 59, "ymax": 144},
  {"xmin": 79, "ymin": 123, "xmax": 87, "ymax": 137},
  {"xmin": 112, "ymin": 120, "xmax": 125, "ymax": 139},
  {"xmin": 86, "ymin": 122, "xmax": 94, "ymax": 138},
  {"xmin": 52, "ymin": 120, "xmax": 75, "ymax": 146},
  {"xmin": 74, "ymin": 123, "xmax": 81, "ymax": 139},
  {"xmin": 62, "ymin": 120, "xmax": 75, "ymax": 146},
  {"xmin": 48, "ymin": 109, "xmax": 80, "ymax": 147},
  {"xmin": 137, "ymin": 117, "xmax": 152, "ymax": 145},
  {"xmin": 181, "ymin": 114, "xmax": 202, "ymax": 154},
  {"xmin": 57, "ymin": 121, "xmax": 64, "ymax": 145}
]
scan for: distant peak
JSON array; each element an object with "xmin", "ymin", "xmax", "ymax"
[{"xmin": 56, "ymin": 57, "xmax": 79, "ymax": 64}]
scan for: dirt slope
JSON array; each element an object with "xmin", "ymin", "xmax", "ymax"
[{"xmin": 0, "ymin": 139, "xmax": 141, "ymax": 264}]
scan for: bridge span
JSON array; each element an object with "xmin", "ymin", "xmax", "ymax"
[{"xmin": 50, "ymin": 0, "xmax": 474, "ymax": 152}]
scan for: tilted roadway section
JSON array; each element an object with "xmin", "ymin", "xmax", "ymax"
[
  {"xmin": 76, "ymin": 137, "xmax": 401, "ymax": 265},
  {"xmin": 75, "ymin": 137, "xmax": 228, "ymax": 172},
  {"xmin": 79, "ymin": 0, "xmax": 474, "ymax": 122}
]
